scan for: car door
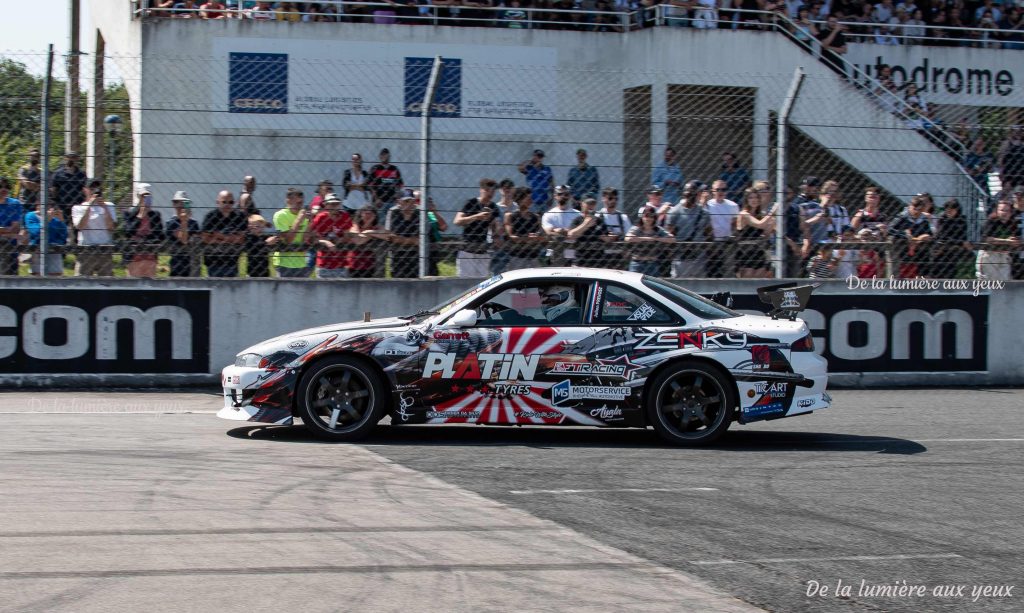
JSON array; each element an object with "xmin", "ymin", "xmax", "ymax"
[
  {"xmin": 419, "ymin": 280, "xmax": 598, "ymax": 425},
  {"xmin": 564, "ymin": 280, "xmax": 683, "ymax": 426}
]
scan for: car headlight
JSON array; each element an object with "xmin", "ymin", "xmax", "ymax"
[
  {"xmin": 235, "ymin": 351, "xmax": 298, "ymax": 370},
  {"xmin": 235, "ymin": 353, "xmax": 263, "ymax": 368}
]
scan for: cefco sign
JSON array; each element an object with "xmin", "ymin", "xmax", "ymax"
[
  {"xmin": 732, "ymin": 294, "xmax": 987, "ymax": 373},
  {"xmin": 0, "ymin": 290, "xmax": 210, "ymax": 374}
]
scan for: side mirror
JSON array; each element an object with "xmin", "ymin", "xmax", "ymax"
[{"xmin": 447, "ymin": 309, "xmax": 478, "ymax": 328}]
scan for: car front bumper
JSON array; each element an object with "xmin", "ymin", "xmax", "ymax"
[{"xmin": 216, "ymin": 365, "xmax": 294, "ymax": 426}]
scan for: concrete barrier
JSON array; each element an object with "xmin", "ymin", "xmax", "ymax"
[{"xmin": 1, "ymin": 277, "xmax": 1019, "ymax": 387}]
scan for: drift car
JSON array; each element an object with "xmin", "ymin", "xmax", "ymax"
[{"xmin": 218, "ymin": 268, "xmax": 830, "ymax": 445}]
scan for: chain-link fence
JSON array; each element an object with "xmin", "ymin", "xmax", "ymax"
[{"xmin": 1, "ymin": 14, "xmax": 1022, "ymax": 280}]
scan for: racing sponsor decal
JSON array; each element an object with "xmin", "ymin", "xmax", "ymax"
[
  {"xmin": 742, "ymin": 401, "xmax": 786, "ymax": 419},
  {"xmin": 427, "ymin": 410, "xmax": 481, "ymax": 419},
  {"xmin": 514, "ymin": 410, "xmax": 561, "ymax": 419},
  {"xmin": 749, "ymin": 345, "xmax": 771, "ymax": 369},
  {"xmin": 634, "ymin": 329, "xmax": 748, "ymax": 351},
  {"xmin": 587, "ymin": 283, "xmax": 604, "ymax": 322},
  {"xmin": 547, "ymin": 354, "xmax": 641, "ymax": 380},
  {"xmin": 395, "ymin": 393, "xmax": 416, "ymax": 421},
  {"xmin": 589, "ymin": 405, "xmax": 624, "ymax": 420},
  {"xmin": 798, "ymin": 398, "xmax": 815, "ymax": 408},
  {"xmin": 422, "ymin": 352, "xmax": 540, "ymax": 380},
  {"xmin": 780, "ymin": 290, "xmax": 800, "ymax": 310},
  {"xmin": 490, "ymin": 383, "xmax": 532, "ymax": 396},
  {"xmin": 432, "ymin": 331, "xmax": 470, "ymax": 341},
  {"xmin": 753, "ymin": 381, "xmax": 788, "ymax": 398},
  {"xmin": 627, "ymin": 302, "xmax": 657, "ymax": 322},
  {"xmin": 287, "ymin": 339, "xmax": 309, "ymax": 349},
  {"xmin": 551, "ymin": 379, "xmax": 630, "ymax": 405}
]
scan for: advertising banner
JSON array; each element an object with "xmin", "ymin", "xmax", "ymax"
[
  {"xmin": 0, "ymin": 290, "xmax": 211, "ymax": 374},
  {"xmin": 212, "ymin": 38, "xmax": 558, "ymax": 134},
  {"xmin": 731, "ymin": 293, "xmax": 988, "ymax": 373}
]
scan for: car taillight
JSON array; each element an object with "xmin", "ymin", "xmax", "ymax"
[{"xmin": 792, "ymin": 333, "xmax": 815, "ymax": 352}]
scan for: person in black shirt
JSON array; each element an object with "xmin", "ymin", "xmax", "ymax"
[
  {"xmin": 567, "ymin": 196, "xmax": 615, "ymax": 268},
  {"xmin": 888, "ymin": 194, "xmax": 933, "ymax": 278},
  {"xmin": 503, "ymin": 187, "xmax": 544, "ymax": 271},
  {"xmin": 368, "ymin": 147, "xmax": 403, "ymax": 211},
  {"xmin": 201, "ymin": 191, "xmax": 248, "ymax": 277},
  {"xmin": 815, "ymin": 15, "xmax": 849, "ymax": 78},
  {"xmin": 166, "ymin": 206, "xmax": 201, "ymax": 277},
  {"xmin": 50, "ymin": 152, "xmax": 87, "ymax": 224},
  {"xmin": 385, "ymin": 191, "xmax": 420, "ymax": 278},
  {"xmin": 934, "ymin": 199, "xmax": 972, "ymax": 278},
  {"xmin": 454, "ymin": 178, "xmax": 500, "ymax": 278}
]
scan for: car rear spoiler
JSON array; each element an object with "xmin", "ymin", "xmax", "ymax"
[{"xmin": 757, "ymin": 282, "xmax": 819, "ymax": 320}]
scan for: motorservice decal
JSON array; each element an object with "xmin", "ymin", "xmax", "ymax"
[{"xmin": 551, "ymin": 380, "xmax": 631, "ymax": 405}]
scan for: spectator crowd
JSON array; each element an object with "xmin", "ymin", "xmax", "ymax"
[
  {"xmin": 144, "ymin": 1, "xmax": 1024, "ymax": 48},
  {"xmin": 2, "ymin": 145, "xmax": 1022, "ymax": 280}
]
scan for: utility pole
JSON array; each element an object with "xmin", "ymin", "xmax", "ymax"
[{"xmin": 65, "ymin": 0, "xmax": 81, "ymax": 154}]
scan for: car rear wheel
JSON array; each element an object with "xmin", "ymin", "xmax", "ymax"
[
  {"xmin": 296, "ymin": 356, "xmax": 385, "ymax": 442},
  {"xmin": 647, "ymin": 361, "xmax": 735, "ymax": 446}
]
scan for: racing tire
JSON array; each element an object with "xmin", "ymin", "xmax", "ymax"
[
  {"xmin": 646, "ymin": 360, "xmax": 735, "ymax": 446},
  {"xmin": 296, "ymin": 355, "xmax": 386, "ymax": 442}
]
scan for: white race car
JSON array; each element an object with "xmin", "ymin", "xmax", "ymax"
[{"xmin": 218, "ymin": 268, "xmax": 831, "ymax": 445}]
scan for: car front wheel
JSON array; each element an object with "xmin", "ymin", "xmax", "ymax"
[
  {"xmin": 296, "ymin": 356, "xmax": 385, "ymax": 442},
  {"xmin": 647, "ymin": 361, "xmax": 735, "ymax": 446}
]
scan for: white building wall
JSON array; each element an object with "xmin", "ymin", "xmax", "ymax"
[{"xmin": 92, "ymin": 19, "xmax": 983, "ymax": 215}]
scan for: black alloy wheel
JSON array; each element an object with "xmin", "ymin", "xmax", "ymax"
[
  {"xmin": 296, "ymin": 356, "xmax": 385, "ymax": 441},
  {"xmin": 647, "ymin": 361, "xmax": 735, "ymax": 446}
]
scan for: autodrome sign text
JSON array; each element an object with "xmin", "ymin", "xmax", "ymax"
[{"xmin": 0, "ymin": 290, "xmax": 211, "ymax": 374}]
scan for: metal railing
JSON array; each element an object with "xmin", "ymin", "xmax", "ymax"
[
  {"xmin": 5, "ymin": 233, "xmax": 1017, "ymax": 280},
  {"xmin": 134, "ymin": 3, "xmax": 1024, "ymax": 50}
]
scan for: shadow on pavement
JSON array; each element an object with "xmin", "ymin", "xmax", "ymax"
[{"xmin": 227, "ymin": 424, "xmax": 927, "ymax": 455}]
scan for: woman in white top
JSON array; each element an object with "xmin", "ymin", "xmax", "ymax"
[{"xmin": 342, "ymin": 152, "xmax": 368, "ymax": 212}]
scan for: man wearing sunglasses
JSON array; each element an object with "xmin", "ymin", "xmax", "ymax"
[{"xmin": 201, "ymin": 190, "xmax": 247, "ymax": 277}]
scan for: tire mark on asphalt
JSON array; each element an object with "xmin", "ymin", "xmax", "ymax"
[
  {"xmin": 0, "ymin": 525, "xmax": 550, "ymax": 538},
  {"xmin": 0, "ymin": 561, "xmax": 654, "ymax": 580}
]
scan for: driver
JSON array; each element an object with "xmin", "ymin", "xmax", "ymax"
[{"xmin": 541, "ymin": 285, "xmax": 579, "ymax": 324}]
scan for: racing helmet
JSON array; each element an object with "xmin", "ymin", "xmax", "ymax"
[{"xmin": 541, "ymin": 285, "xmax": 576, "ymax": 321}]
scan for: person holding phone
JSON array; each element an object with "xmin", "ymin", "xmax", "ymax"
[
  {"xmin": 166, "ymin": 191, "xmax": 201, "ymax": 277},
  {"xmin": 454, "ymin": 178, "xmax": 499, "ymax": 277},
  {"xmin": 123, "ymin": 184, "xmax": 164, "ymax": 278},
  {"xmin": 71, "ymin": 180, "xmax": 116, "ymax": 276}
]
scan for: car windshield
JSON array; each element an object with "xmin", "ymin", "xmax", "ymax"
[
  {"xmin": 423, "ymin": 274, "xmax": 507, "ymax": 321},
  {"xmin": 642, "ymin": 277, "xmax": 741, "ymax": 320}
]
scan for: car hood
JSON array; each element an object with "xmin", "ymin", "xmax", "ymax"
[{"xmin": 242, "ymin": 317, "xmax": 412, "ymax": 356}]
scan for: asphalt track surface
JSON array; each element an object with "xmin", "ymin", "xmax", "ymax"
[{"xmin": 0, "ymin": 388, "xmax": 1020, "ymax": 612}]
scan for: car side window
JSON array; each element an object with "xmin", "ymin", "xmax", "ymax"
[
  {"xmin": 595, "ymin": 282, "xmax": 676, "ymax": 325},
  {"xmin": 473, "ymin": 283, "xmax": 585, "ymax": 326}
]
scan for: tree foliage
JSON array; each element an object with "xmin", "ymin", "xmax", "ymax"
[{"xmin": 0, "ymin": 56, "xmax": 133, "ymax": 204}]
